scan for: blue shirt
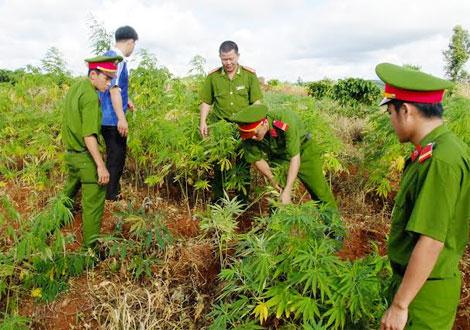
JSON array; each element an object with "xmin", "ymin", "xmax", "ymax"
[{"xmin": 99, "ymin": 49, "xmax": 129, "ymax": 126}]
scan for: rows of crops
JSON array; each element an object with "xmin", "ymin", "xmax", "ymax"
[{"xmin": 0, "ymin": 56, "xmax": 469, "ymax": 328}]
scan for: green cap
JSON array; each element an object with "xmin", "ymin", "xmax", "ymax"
[
  {"xmin": 375, "ymin": 63, "xmax": 454, "ymax": 106},
  {"xmin": 230, "ymin": 104, "xmax": 268, "ymax": 123},
  {"xmin": 84, "ymin": 55, "xmax": 123, "ymax": 64},
  {"xmin": 85, "ymin": 55, "xmax": 123, "ymax": 78}
]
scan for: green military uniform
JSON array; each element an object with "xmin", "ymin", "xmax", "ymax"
[
  {"xmin": 376, "ymin": 63, "xmax": 470, "ymax": 329},
  {"xmin": 62, "ymin": 55, "xmax": 122, "ymax": 247},
  {"xmin": 199, "ymin": 65, "xmax": 263, "ymax": 201},
  {"xmin": 387, "ymin": 125, "xmax": 469, "ymax": 329},
  {"xmin": 200, "ymin": 65, "xmax": 263, "ymax": 120},
  {"xmin": 232, "ymin": 105, "xmax": 337, "ymax": 208}
]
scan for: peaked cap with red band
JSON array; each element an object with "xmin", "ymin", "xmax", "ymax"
[
  {"xmin": 230, "ymin": 104, "xmax": 269, "ymax": 140},
  {"xmin": 375, "ymin": 63, "xmax": 453, "ymax": 106},
  {"xmin": 85, "ymin": 55, "xmax": 123, "ymax": 78}
]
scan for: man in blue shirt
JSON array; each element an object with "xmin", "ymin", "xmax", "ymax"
[{"xmin": 100, "ymin": 25, "xmax": 138, "ymax": 201}]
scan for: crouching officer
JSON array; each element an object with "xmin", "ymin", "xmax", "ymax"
[
  {"xmin": 230, "ymin": 104, "xmax": 338, "ymax": 209},
  {"xmin": 61, "ymin": 55, "xmax": 123, "ymax": 247},
  {"xmin": 376, "ymin": 63, "xmax": 469, "ymax": 330}
]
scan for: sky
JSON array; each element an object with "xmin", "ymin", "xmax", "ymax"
[{"xmin": 0, "ymin": 0, "xmax": 469, "ymax": 82}]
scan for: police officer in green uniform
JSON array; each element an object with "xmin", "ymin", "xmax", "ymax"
[
  {"xmin": 376, "ymin": 63, "xmax": 469, "ymax": 330},
  {"xmin": 62, "ymin": 55, "xmax": 123, "ymax": 247},
  {"xmin": 199, "ymin": 40, "xmax": 263, "ymax": 202},
  {"xmin": 230, "ymin": 104, "xmax": 338, "ymax": 208}
]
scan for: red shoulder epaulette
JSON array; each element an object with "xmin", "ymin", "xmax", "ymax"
[
  {"xmin": 208, "ymin": 67, "xmax": 222, "ymax": 75},
  {"xmin": 273, "ymin": 120, "xmax": 288, "ymax": 131},
  {"xmin": 242, "ymin": 65, "xmax": 256, "ymax": 74},
  {"xmin": 418, "ymin": 143, "xmax": 434, "ymax": 163}
]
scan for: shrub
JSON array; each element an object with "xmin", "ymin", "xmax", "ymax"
[
  {"xmin": 332, "ymin": 78, "xmax": 381, "ymax": 107},
  {"xmin": 306, "ymin": 79, "xmax": 334, "ymax": 99},
  {"xmin": 267, "ymin": 79, "xmax": 280, "ymax": 87}
]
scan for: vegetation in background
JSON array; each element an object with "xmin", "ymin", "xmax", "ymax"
[
  {"xmin": 443, "ymin": 25, "xmax": 470, "ymax": 82},
  {"xmin": 87, "ymin": 15, "xmax": 113, "ymax": 55}
]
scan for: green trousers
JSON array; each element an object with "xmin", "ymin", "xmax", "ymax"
[
  {"xmin": 298, "ymin": 140, "xmax": 337, "ymax": 208},
  {"xmin": 63, "ymin": 152, "xmax": 105, "ymax": 247},
  {"xmin": 388, "ymin": 273, "xmax": 461, "ymax": 329}
]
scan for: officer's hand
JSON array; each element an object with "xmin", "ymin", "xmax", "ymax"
[
  {"xmin": 117, "ymin": 118, "xmax": 128, "ymax": 137},
  {"xmin": 97, "ymin": 165, "xmax": 110, "ymax": 185},
  {"xmin": 280, "ymin": 189, "xmax": 292, "ymax": 204},
  {"xmin": 380, "ymin": 303, "xmax": 408, "ymax": 330},
  {"xmin": 127, "ymin": 100, "xmax": 135, "ymax": 112},
  {"xmin": 200, "ymin": 121, "xmax": 208, "ymax": 138}
]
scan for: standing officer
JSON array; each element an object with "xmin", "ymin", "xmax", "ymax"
[
  {"xmin": 100, "ymin": 25, "xmax": 138, "ymax": 201},
  {"xmin": 199, "ymin": 40, "xmax": 263, "ymax": 203},
  {"xmin": 230, "ymin": 104, "xmax": 338, "ymax": 209},
  {"xmin": 376, "ymin": 63, "xmax": 469, "ymax": 330},
  {"xmin": 62, "ymin": 55, "xmax": 122, "ymax": 247}
]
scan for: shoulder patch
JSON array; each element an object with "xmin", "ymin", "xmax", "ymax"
[
  {"xmin": 418, "ymin": 143, "xmax": 434, "ymax": 163},
  {"xmin": 273, "ymin": 120, "xmax": 288, "ymax": 132},
  {"xmin": 208, "ymin": 67, "xmax": 222, "ymax": 75},
  {"xmin": 242, "ymin": 66, "xmax": 256, "ymax": 74}
]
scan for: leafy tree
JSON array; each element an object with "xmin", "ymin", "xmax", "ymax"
[
  {"xmin": 88, "ymin": 15, "xmax": 113, "ymax": 55},
  {"xmin": 41, "ymin": 47, "xmax": 70, "ymax": 76},
  {"xmin": 188, "ymin": 55, "xmax": 207, "ymax": 77},
  {"xmin": 443, "ymin": 25, "xmax": 470, "ymax": 82}
]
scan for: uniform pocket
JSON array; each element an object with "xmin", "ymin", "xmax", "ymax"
[
  {"xmin": 236, "ymin": 87, "xmax": 248, "ymax": 96},
  {"xmin": 79, "ymin": 162, "xmax": 98, "ymax": 184}
]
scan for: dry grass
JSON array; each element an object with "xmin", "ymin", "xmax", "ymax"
[
  {"xmin": 90, "ymin": 279, "xmax": 201, "ymax": 329},
  {"xmin": 455, "ymin": 83, "xmax": 470, "ymax": 98},
  {"xmin": 84, "ymin": 238, "xmax": 217, "ymax": 330},
  {"xmin": 262, "ymin": 84, "xmax": 308, "ymax": 96}
]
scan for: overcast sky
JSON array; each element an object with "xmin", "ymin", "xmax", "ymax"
[{"xmin": 1, "ymin": 0, "xmax": 469, "ymax": 81}]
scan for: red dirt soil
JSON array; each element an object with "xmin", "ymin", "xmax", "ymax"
[{"xmin": 5, "ymin": 181, "xmax": 469, "ymax": 329}]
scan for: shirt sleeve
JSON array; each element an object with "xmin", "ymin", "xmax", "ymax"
[
  {"xmin": 406, "ymin": 159, "xmax": 460, "ymax": 242},
  {"xmin": 249, "ymin": 73, "xmax": 263, "ymax": 104},
  {"xmin": 80, "ymin": 93, "xmax": 101, "ymax": 138},
  {"xmin": 111, "ymin": 61, "xmax": 124, "ymax": 87},
  {"xmin": 243, "ymin": 140, "xmax": 265, "ymax": 163},
  {"xmin": 284, "ymin": 114, "xmax": 301, "ymax": 158},
  {"xmin": 103, "ymin": 50, "xmax": 121, "ymax": 88},
  {"xmin": 200, "ymin": 75, "xmax": 214, "ymax": 105}
]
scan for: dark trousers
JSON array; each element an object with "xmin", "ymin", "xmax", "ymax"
[{"xmin": 101, "ymin": 126, "xmax": 127, "ymax": 201}]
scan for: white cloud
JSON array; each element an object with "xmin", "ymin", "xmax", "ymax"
[{"xmin": 0, "ymin": 0, "xmax": 469, "ymax": 81}]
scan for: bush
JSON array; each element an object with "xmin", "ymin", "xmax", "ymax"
[
  {"xmin": 306, "ymin": 79, "xmax": 334, "ymax": 99},
  {"xmin": 267, "ymin": 79, "xmax": 280, "ymax": 87},
  {"xmin": 332, "ymin": 78, "xmax": 381, "ymax": 107}
]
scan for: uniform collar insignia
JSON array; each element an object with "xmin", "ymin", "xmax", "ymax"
[
  {"xmin": 270, "ymin": 128, "xmax": 278, "ymax": 138},
  {"xmin": 273, "ymin": 120, "xmax": 288, "ymax": 131},
  {"xmin": 411, "ymin": 142, "xmax": 434, "ymax": 163}
]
